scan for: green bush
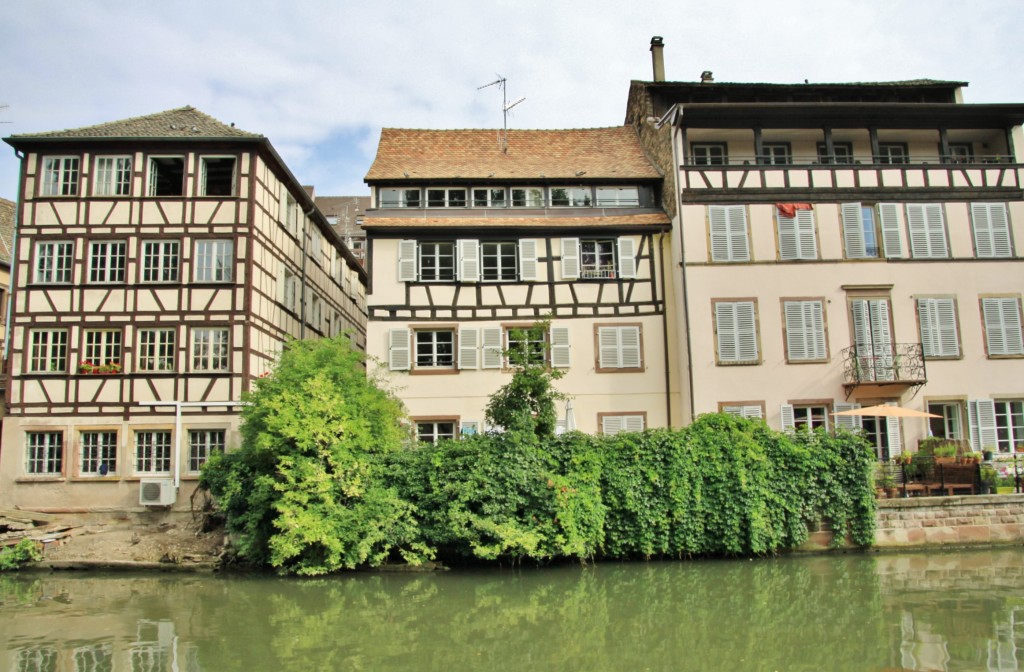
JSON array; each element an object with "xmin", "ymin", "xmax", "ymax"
[{"xmin": 0, "ymin": 538, "xmax": 42, "ymax": 571}]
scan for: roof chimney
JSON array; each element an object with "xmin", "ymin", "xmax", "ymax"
[
  {"xmin": 700, "ymin": 70, "xmax": 714, "ymax": 84},
  {"xmin": 650, "ymin": 36, "xmax": 665, "ymax": 82}
]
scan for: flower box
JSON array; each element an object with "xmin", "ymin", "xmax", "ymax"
[{"xmin": 78, "ymin": 361, "xmax": 123, "ymax": 375}]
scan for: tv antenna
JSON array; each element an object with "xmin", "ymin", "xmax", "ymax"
[{"xmin": 478, "ymin": 75, "xmax": 525, "ymax": 153}]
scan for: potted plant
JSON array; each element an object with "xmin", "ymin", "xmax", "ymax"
[
  {"xmin": 934, "ymin": 443, "xmax": 957, "ymax": 464},
  {"xmin": 982, "ymin": 448, "xmax": 994, "ymax": 462},
  {"xmin": 980, "ymin": 465, "xmax": 998, "ymax": 494}
]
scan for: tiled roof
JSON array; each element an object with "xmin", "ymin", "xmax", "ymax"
[
  {"xmin": 363, "ymin": 212, "xmax": 671, "ymax": 229},
  {"xmin": 0, "ymin": 197, "xmax": 15, "ymax": 266},
  {"xmin": 7, "ymin": 106, "xmax": 261, "ymax": 140},
  {"xmin": 365, "ymin": 127, "xmax": 662, "ymax": 181}
]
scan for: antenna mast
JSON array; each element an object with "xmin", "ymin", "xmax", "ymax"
[{"xmin": 477, "ymin": 75, "xmax": 525, "ymax": 153}]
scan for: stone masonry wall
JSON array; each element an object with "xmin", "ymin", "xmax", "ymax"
[{"xmin": 873, "ymin": 494, "xmax": 1024, "ymax": 548}]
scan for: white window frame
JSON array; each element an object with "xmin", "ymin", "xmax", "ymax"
[
  {"xmin": 134, "ymin": 431, "xmax": 172, "ymax": 475},
  {"xmin": 416, "ymin": 420, "xmax": 457, "ymax": 444},
  {"xmin": 26, "ymin": 432, "xmax": 63, "ymax": 475},
  {"xmin": 35, "ymin": 241, "xmax": 73, "ymax": 283},
  {"xmin": 88, "ymin": 241, "xmax": 126, "ymax": 283},
  {"xmin": 595, "ymin": 186, "xmax": 640, "ymax": 207},
  {"xmin": 759, "ymin": 143, "xmax": 792, "ymax": 165},
  {"xmin": 596, "ymin": 325, "xmax": 643, "ymax": 371},
  {"xmin": 714, "ymin": 300, "xmax": 759, "ymax": 364},
  {"xmin": 722, "ymin": 405, "xmax": 763, "ymax": 419},
  {"xmin": 93, "ymin": 156, "xmax": 132, "ymax": 196},
  {"xmin": 80, "ymin": 431, "xmax": 118, "ymax": 476},
  {"xmin": 510, "ymin": 187, "xmax": 544, "ymax": 207},
  {"xmin": 137, "ymin": 328, "xmax": 176, "ymax": 372},
  {"xmin": 41, "ymin": 156, "xmax": 80, "ymax": 196},
  {"xmin": 472, "ymin": 188, "xmax": 506, "ymax": 207},
  {"xmin": 906, "ymin": 203, "xmax": 948, "ymax": 259},
  {"xmin": 981, "ymin": 297, "xmax": 1024, "ymax": 357},
  {"xmin": 481, "ymin": 241, "xmax": 518, "ymax": 281},
  {"xmin": 426, "ymin": 188, "xmax": 467, "ymax": 208},
  {"xmin": 777, "ymin": 209, "xmax": 817, "ymax": 260},
  {"xmin": 970, "ymin": 202, "xmax": 1013, "ymax": 258},
  {"xmin": 191, "ymin": 328, "xmax": 229, "ymax": 371},
  {"xmin": 993, "ymin": 400, "xmax": 1024, "ymax": 454},
  {"xmin": 418, "ymin": 241, "xmax": 457, "ymax": 282},
  {"xmin": 199, "ymin": 156, "xmax": 236, "ymax": 197},
  {"xmin": 414, "ymin": 329, "xmax": 456, "ymax": 370},
  {"xmin": 783, "ymin": 300, "xmax": 827, "ymax": 362},
  {"xmin": 709, "ymin": 205, "xmax": 750, "ymax": 262},
  {"xmin": 917, "ymin": 297, "xmax": 960, "ymax": 358},
  {"xmin": 281, "ymin": 268, "xmax": 298, "ymax": 313},
  {"xmin": 141, "ymin": 240, "xmax": 180, "ymax": 283},
  {"xmin": 194, "ymin": 240, "xmax": 233, "ymax": 282},
  {"xmin": 780, "ymin": 404, "xmax": 829, "ymax": 432},
  {"xmin": 148, "ymin": 156, "xmax": 185, "ymax": 196},
  {"xmin": 83, "ymin": 329, "xmax": 122, "ymax": 368},
  {"xmin": 550, "ymin": 187, "xmax": 592, "ymax": 207},
  {"xmin": 29, "ymin": 329, "xmax": 68, "ymax": 373},
  {"xmin": 380, "ymin": 188, "xmax": 422, "ymax": 208},
  {"xmin": 188, "ymin": 429, "xmax": 225, "ymax": 474},
  {"xmin": 691, "ymin": 143, "xmax": 727, "ymax": 165}
]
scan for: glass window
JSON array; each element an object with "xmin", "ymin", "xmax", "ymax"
[
  {"xmin": 281, "ymin": 268, "xmax": 298, "ymax": 312},
  {"xmin": 426, "ymin": 188, "xmax": 467, "ymax": 208},
  {"xmin": 793, "ymin": 405, "xmax": 829, "ymax": 431},
  {"xmin": 759, "ymin": 143, "xmax": 791, "ymax": 165},
  {"xmin": 481, "ymin": 241, "xmax": 518, "ymax": 281},
  {"xmin": 88, "ymin": 241, "xmax": 126, "ymax": 283},
  {"xmin": 816, "ymin": 142, "xmax": 853, "ymax": 164},
  {"xmin": 81, "ymin": 431, "xmax": 118, "ymax": 476},
  {"xmin": 148, "ymin": 157, "xmax": 185, "ymax": 196},
  {"xmin": 35, "ymin": 242, "xmax": 73, "ymax": 283},
  {"xmin": 192, "ymin": 328, "xmax": 229, "ymax": 371},
  {"xmin": 511, "ymin": 188, "xmax": 544, "ymax": 207},
  {"xmin": 135, "ymin": 431, "xmax": 172, "ymax": 474},
  {"xmin": 194, "ymin": 240, "xmax": 233, "ymax": 282},
  {"xmin": 379, "ymin": 188, "xmax": 421, "ymax": 208},
  {"xmin": 877, "ymin": 143, "xmax": 908, "ymax": 164},
  {"xmin": 595, "ymin": 187, "xmax": 640, "ymax": 206},
  {"xmin": 415, "ymin": 330, "xmax": 455, "ymax": 369},
  {"xmin": 416, "ymin": 421, "xmax": 457, "ymax": 444},
  {"xmin": 691, "ymin": 143, "xmax": 727, "ymax": 165},
  {"xmin": 947, "ymin": 143, "xmax": 974, "ymax": 163},
  {"xmin": 200, "ymin": 157, "xmax": 236, "ymax": 196},
  {"xmin": 138, "ymin": 328, "xmax": 176, "ymax": 371},
  {"xmin": 418, "ymin": 242, "xmax": 456, "ymax": 281},
  {"xmin": 472, "ymin": 188, "xmax": 506, "ymax": 207},
  {"xmin": 580, "ymin": 240, "xmax": 616, "ymax": 278},
  {"xmin": 928, "ymin": 402, "xmax": 963, "ymax": 440},
  {"xmin": 189, "ymin": 429, "xmax": 225, "ymax": 473},
  {"xmin": 93, "ymin": 156, "xmax": 132, "ymax": 196},
  {"xmin": 506, "ymin": 325, "xmax": 547, "ymax": 367},
  {"xmin": 840, "ymin": 204, "xmax": 881, "ymax": 258},
  {"xmin": 994, "ymin": 400, "xmax": 1024, "ymax": 453},
  {"xmin": 550, "ymin": 187, "xmax": 592, "ymax": 207},
  {"xmin": 82, "ymin": 330, "xmax": 122, "ymax": 369},
  {"xmin": 41, "ymin": 156, "xmax": 80, "ymax": 196},
  {"xmin": 141, "ymin": 241, "xmax": 180, "ymax": 282},
  {"xmin": 26, "ymin": 432, "xmax": 63, "ymax": 475},
  {"xmin": 29, "ymin": 329, "xmax": 68, "ymax": 373}
]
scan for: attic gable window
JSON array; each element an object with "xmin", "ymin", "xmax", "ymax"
[
  {"xmin": 511, "ymin": 188, "xmax": 544, "ymax": 207},
  {"xmin": 380, "ymin": 188, "xmax": 421, "ymax": 208},
  {"xmin": 148, "ymin": 157, "xmax": 185, "ymax": 196},
  {"xmin": 596, "ymin": 187, "xmax": 639, "ymax": 207},
  {"xmin": 426, "ymin": 188, "xmax": 466, "ymax": 208},
  {"xmin": 200, "ymin": 157, "xmax": 236, "ymax": 196},
  {"xmin": 473, "ymin": 188, "xmax": 506, "ymax": 207}
]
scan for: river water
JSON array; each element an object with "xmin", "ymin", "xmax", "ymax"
[{"xmin": 1, "ymin": 548, "xmax": 1022, "ymax": 672}]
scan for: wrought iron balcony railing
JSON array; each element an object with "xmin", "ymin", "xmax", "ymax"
[{"xmin": 841, "ymin": 343, "xmax": 927, "ymax": 387}]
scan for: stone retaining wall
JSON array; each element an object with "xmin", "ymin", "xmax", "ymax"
[{"xmin": 873, "ymin": 494, "xmax": 1024, "ymax": 548}]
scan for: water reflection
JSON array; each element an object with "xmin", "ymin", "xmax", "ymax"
[{"xmin": 1, "ymin": 549, "xmax": 1022, "ymax": 671}]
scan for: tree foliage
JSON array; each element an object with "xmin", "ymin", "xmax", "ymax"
[
  {"xmin": 201, "ymin": 335, "xmax": 431, "ymax": 575},
  {"xmin": 484, "ymin": 321, "xmax": 565, "ymax": 438}
]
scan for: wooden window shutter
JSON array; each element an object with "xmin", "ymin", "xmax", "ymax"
[
  {"xmin": 519, "ymin": 239, "xmax": 538, "ymax": 281},
  {"xmin": 907, "ymin": 203, "xmax": 947, "ymax": 258},
  {"xmin": 917, "ymin": 298, "xmax": 959, "ymax": 358},
  {"xmin": 716, "ymin": 301, "xmax": 758, "ymax": 363},
  {"xmin": 886, "ymin": 415, "xmax": 902, "ymax": 457},
  {"xmin": 458, "ymin": 239, "xmax": 480, "ymax": 282},
  {"xmin": 388, "ymin": 329, "xmax": 410, "ymax": 371},
  {"xmin": 968, "ymin": 399, "xmax": 998, "ymax": 452},
  {"xmin": 780, "ymin": 404, "xmax": 795, "ymax": 432},
  {"xmin": 550, "ymin": 326, "xmax": 571, "ymax": 368},
  {"xmin": 561, "ymin": 238, "xmax": 580, "ymax": 280},
  {"xmin": 710, "ymin": 205, "xmax": 749, "ymax": 262},
  {"xmin": 398, "ymin": 240, "xmax": 417, "ymax": 282},
  {"xmin": 617, "ymin": 237, "xmax": 637, "ymax": 278},
  {"xmin": 458, "ymin": 328, "xmax": 479, "ymax": 369},
  {"xmin": 841, "ymin": 202, "xmax": 866, "ymax": 258},
  {"xmin": 878, "ymin": 203, "xmax": 903, "ymax": 258},
  {"xmin": 982, "ymin": 297, "xmax": 1024, "ymax": 356},
  {"xmin": 481, "ymin": 327, "xmax": 503, "ymax": 369},
  {"xmin": 779, "ymin": 210, "xmax": 816, "ymax": 260},
  {"xmin": 971, "ymin": 203, "xmax": 1012, "ymax": 258},
  {"xmin": 833, "ymin": 402, "xmax": 862, "ymax": 430}
]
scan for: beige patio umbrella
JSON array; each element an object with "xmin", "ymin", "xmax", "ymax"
[{"xmin": 832, "ymin": 404, "xmax": 941, "ymax": 419}]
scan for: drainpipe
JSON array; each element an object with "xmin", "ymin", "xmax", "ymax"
[
  {"xmin": 657, "ymin": 232, "xmax": 672, "ymax": 427},
  {"xmin": 670, "ymin": 119, "xmax": 697, "ymax": 422}
]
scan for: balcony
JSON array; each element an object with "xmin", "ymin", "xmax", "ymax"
[
  {"xmin": 840, "ymin": 343, "xmax": 927, "ymax": 394},
  {"xmin": 680, "ymin": 157, "xmax": 1024, "ymax": 200}
]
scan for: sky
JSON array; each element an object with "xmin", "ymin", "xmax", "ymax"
[{"xmin": 2, "ymin": 0, "xmax": 1023, "ymax": 202}]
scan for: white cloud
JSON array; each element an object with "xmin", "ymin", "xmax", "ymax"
[{"xmin": 2, "ymin": 0, "xmax": 1022, "ymax": 200}]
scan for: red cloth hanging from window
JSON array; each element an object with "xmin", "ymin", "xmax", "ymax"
[{"xmin": 776, "ymin": 203, "xmax": 813, "ymax": 218}]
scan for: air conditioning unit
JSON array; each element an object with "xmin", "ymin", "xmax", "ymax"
[{"xmin": 139, "ymin": 479, "xmax": 177, "ymax": 506}]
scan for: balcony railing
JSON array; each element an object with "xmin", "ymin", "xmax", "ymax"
[
  {"xmin": 841, "ymin": 343, "xmax": 926, "ymax": 387},
  {"xmin": 684, "ymin": 154, "xmax": 1015, "ymax": 166}
]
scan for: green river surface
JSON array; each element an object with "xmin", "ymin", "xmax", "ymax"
[{"xmin": 1, "ymin": 548, "xmax": 1022, "ymax": 671}]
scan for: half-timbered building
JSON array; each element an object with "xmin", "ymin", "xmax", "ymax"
[
  {"xmin": 627, "ymin": 37, "xmax": 1024, "ymax": 460},
  {"xmin": 363, "ymin": 127, "xmax": 681, "ymax": 438},
  {"xmin": 0, "ymin": 107, "xmax": 366, "ymax": 512}
]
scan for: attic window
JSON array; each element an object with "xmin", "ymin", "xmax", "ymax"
[
  {"xmin": 200, "ymin": 157, "xmax": 236, "ymax": 196},
  {"xmin": 148, "ymin": 157, "xmax": 185, "ymax": 196}
]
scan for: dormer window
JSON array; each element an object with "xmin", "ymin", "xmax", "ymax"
[
  {"xmin": 380, "ymin": 188, "xmax": 421, "ymax": 208},
  {"xmin": 596, "ymin": 187, "xmax": 640, "ymax": 207},
  {"xmin": 473, "ymin": 188, "xmax": 506, "ymax": 207},
  {"xmin": 511, "ymin": 188, "xmax": 544, "ymax": 207},
  {"xmin": 551, "ymin": 187, "xmax": 592, "ymax": 207},
  {"xmin": 426, "ymin": 188, "xmax": 466, "ymax": 208}
]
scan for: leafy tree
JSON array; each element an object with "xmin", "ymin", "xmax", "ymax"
[
  {"xmin": 484, "ymin": 321, "xmax": 565, "ymax": 438},
  {"xmin": 201, "ymin": 335, "xmax": 431, "ymax": 575}
]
